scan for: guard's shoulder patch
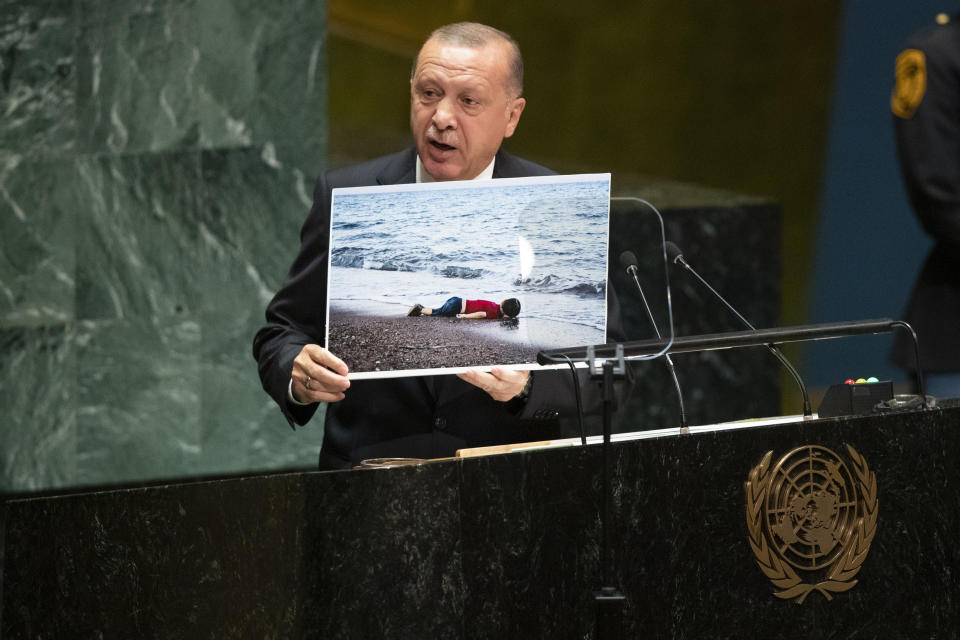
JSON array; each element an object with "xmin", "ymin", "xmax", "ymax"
[{"xmin": 892, "ymin": 48, "xmax": 926, "ymax": 119}]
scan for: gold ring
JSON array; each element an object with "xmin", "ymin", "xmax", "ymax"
[{"xmin": 305, "ymin": 376, "xmax": 312, "ymax": 390}]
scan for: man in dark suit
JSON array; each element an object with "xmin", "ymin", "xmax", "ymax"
[
  {"xmin": 254, "ymin": 23, "xmax": 614, "ymax": 468},
  {"xmin": 890, "ymin": 13, "xmax": 960, "ymax": 398}
]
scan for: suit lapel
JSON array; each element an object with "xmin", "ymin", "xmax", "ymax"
[
  {"xmin": 491, "ymin": 149, "xmax": 517, "ymax": 179},
  {"xmin": 377, "ymin": 148, "xmax": 418, "ymax": 185}
]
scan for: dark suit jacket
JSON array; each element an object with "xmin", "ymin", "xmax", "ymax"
[{"xmin": 254, "ymin": 147, "xmax": 621, "ymax": 468}]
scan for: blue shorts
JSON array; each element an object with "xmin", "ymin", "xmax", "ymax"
[{"xmin": 432, "ymin": 296, "xmax": 463, "ymax": 317}]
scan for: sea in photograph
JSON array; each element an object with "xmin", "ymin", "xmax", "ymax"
[{"xmin": 327, "ymin": 175, "xmax": 611, "ymax": 375}]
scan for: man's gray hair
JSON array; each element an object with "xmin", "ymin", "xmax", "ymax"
[{"xmin": 412, "ymin": 22, "xmax": 524, "ymax": 97}]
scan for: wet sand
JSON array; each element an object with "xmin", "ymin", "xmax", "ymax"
[{"xmin": 328, "ymin": 309, "xmax": 539, "ymax": 374}]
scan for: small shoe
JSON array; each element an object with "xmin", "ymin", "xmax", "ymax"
[{"xmin": 408, "ymin": 303, "xmax": 423, "ymax": 317}]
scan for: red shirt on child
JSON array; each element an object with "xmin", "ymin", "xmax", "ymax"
[{"xmin": 464, "ymin": 299, "xmax": 500, "ymax": 318}]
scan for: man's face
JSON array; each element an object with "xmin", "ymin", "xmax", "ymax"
[{"xmin": 410, "ymin": 38, "xmax": 526, "ymax": 181}]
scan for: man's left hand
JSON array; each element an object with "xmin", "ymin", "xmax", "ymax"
[{"xmin": 457, "ymin": 367, "xmax": 529, "ymax": 402}]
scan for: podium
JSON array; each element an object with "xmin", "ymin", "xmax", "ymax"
[{"xmin": 3, "ymin": 402, "xmax": 959, "ymax": 638}]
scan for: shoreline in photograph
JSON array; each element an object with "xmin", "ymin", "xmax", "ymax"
[
  {"xmin": 328, "ymin": 307, "xmax": 569, "ymax": 373},
  {"xmin": 328, "ymin": 264, "xmax": 608, "ymax": 335}
]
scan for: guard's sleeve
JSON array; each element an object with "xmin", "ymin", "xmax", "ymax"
[{"xmin": 893, "ymin": 31, "xmax": 960, "ymax": 249}]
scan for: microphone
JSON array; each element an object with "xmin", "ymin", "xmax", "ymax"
[
  {"xmin": 665, "ymin": 241, "xmax": 813, "ymax": 417},
  {"xmin": 618, "ymin": 250, "xmax": 641, "ymax": 277},
  {"xmin": 619, "ymin": 250, "xmax": 689, "ymax": 432}
]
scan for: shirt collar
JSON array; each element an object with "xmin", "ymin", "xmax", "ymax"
[{"xmin": 416, "ymin": 155, "xmax": 497, "ymax": 183}]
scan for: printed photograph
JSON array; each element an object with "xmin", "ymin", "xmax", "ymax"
[{"xmin": 326, "ymin": 173, "xmax": 611, "ymax": 378}]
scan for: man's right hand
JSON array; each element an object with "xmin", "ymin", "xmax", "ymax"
[{"xmin": 291, "ymin": 344, "xmax": 350, "ymax": 403}]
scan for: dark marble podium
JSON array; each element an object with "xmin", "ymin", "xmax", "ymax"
[{"xmin": 3, "ymin": 401, "xmax": 958, "ymax": 639}]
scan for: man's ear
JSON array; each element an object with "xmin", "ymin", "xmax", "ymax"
[{"xmin": 503, "ymin": 97, "xmax": 526, "ymax": 138}]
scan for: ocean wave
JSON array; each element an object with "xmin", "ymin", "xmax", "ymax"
[
  {"xmin": 438, "ymin": 265, "xmax": 484, "ymax": 279},
  {"xmin": 372, "ymin": 260, "xmax": 416, "ymax": 272},
  {"xmin": 332, "ymin": 221, "xmax": 365, "ymax": 230},
  {"xmin": 332, "ymin": 248, "xmax": 489, "ymax": 278},
  {"xmin": 514, "ymin": 274, "xmax": 606, "ymax": 296},
  {"xmin": 331, "ymin": 247, "xmax": 366, "ymax": 268},
  {"xmin": 331, "ymin": 247, "xmax": 420, "ymax": 271},
  {"xmin": 563, "ymin": 282, "xmax": 606, "ymax": 296}
]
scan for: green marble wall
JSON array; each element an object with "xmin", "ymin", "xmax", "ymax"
[{"xmin": 1, "ymin": 0, "xmax": 327, "ymax": 492}]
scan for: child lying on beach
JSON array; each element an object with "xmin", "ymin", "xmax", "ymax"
[{"xmin": 408, "ymin": 297, "xmax": 521, "ymax": 319}]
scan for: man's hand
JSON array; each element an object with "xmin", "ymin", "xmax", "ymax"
[
  {"xmin": 457, "ymin": 367, "xmax": 529, "ymax": 402},
  {"xmin": 291, "ymin": 344, "xmax": 350, "ymax": 403}
]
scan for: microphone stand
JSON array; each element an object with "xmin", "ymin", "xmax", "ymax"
[
  {"xmin": 668, "ymin": 247, "xmax": 813, "ymax": 417},
  {"xmin": 540, "ymin": 318, "xmax": 928, "ymax": 409},
  {"xmin": 586, "ymin": 344, "xmax": 627, "ymax": 640},
  {"xmin": 624, "ymin": 263, "xmax": 688, "ymax": 433}
]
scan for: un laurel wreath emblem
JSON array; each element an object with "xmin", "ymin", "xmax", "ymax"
[{"xmin": 744, "ymin": 445, "xmax": 878, "ymax": 604}]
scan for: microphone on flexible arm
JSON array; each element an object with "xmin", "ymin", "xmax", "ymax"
[
  {"xmin": 618, "ymin": 250, "xmax": 689, "ymax": 432},
  {"xmin": 664, "ymin": 241, "xmax": 813, "ymax": 417}
]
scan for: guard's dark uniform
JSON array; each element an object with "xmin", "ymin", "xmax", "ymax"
[{"xmin": 890, "ymin": 13, "xmax": 960, "ymax": 374}]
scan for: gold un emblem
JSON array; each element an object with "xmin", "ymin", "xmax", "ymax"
[{"xmin": 745, "ymin": 445, "xmax": 878, "ymax": 604}]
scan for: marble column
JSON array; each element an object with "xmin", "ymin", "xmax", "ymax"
[{"xmin": 0, "ymin": 0, "xmax": 328, "ymax": 492}]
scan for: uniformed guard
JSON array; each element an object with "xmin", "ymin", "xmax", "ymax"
[{"xmin": 890, "ymin": 12, "xmax": 960, "ymax": 398}]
